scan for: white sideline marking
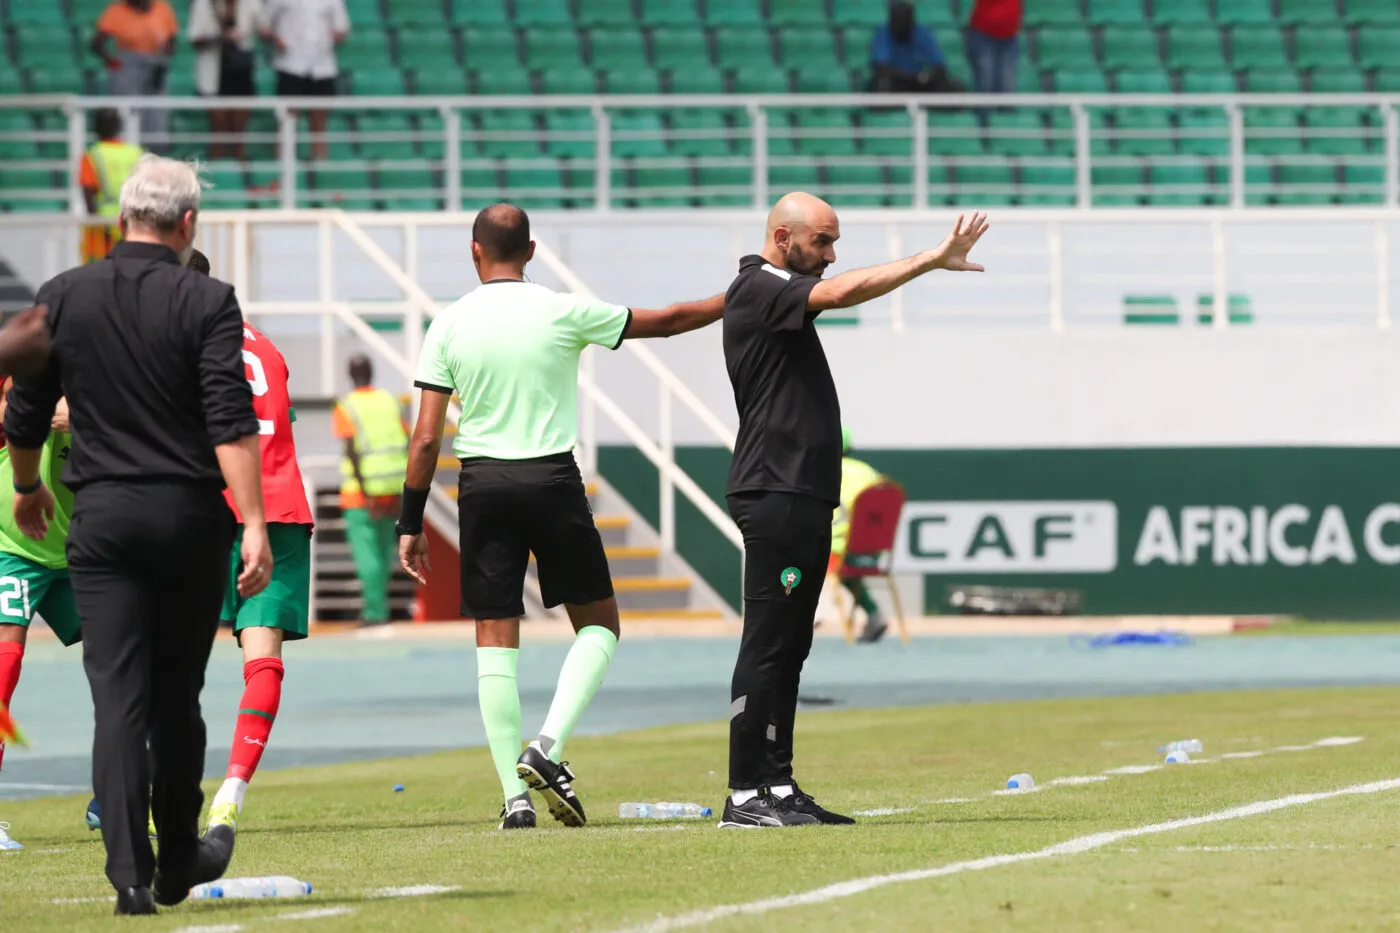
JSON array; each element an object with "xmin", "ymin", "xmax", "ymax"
[
  {"xmin": 275, "ymin": 907, "xmax": 357, "ymax": 921},
  {"xmin": 633, "ymin": 825, "xmax": 690, "ymax": 833},
  {"xmin": 171, "ymin": 926, "xmax": 243, "ymax": 933},
  {"xmin": 992, "ymin": 786, "xmax": 1041, "ymax": 796},
  {"xmin": 932, "ymin": 798, "xmax": 972, "ymax": 804},
  {"xmin": 369, "ymin": 884, "xmax": 459, "ymax": 898},
  {"xmin": 1313, "ymin": 736, "xmax": 1365, "ymax": 747},
  {"xmin": 605, "ymin": 777, "xmax": 1400, "ymax": 933},
  {"xmin": 51, "ymin": 896, "xmax": 111, "ymax": 904},
  {"xmin": 0, "ymin": 783, "xmax": 88, "ymax": 792},
  {"xmin": 1103, "ymin": 765, "xmax": 1162, "ymax": 775},
  {"xmin": 1047, "ymin": 776, "xmax": 1110, "ymax": 787},
  {"xmin": 1272, "ymin": 745, "xmax": 1313, "ymax": 752},
  {"xmin": 1186, "ymin": 758, "xmax": 1218, "ymax": 765},
  {"xmin": 852, "ymin": 808, "xmax": 915, "ymax": 817},
  {"xmin": 1220, "ymin": 751, "xmax": 1266, "ymax": 759}
]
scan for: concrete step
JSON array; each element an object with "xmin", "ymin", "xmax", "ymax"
[
  {"xmin": 612, "ymin": 576, "xmax": 691, "ymax": 611},
  {"xmin": 618, "ymin": 607, "xmax": 727, "ymax": 621}
]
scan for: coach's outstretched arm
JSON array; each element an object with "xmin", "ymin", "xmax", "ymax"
[
  {"xmin": 807, "ymin": 212, "xmax": 990, "ymax": 312},
  {"xmin": 622, "ymin": 294, "xmax": 726, "ymax": 339}
]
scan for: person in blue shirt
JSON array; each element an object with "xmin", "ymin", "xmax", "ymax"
[{"xmin": 869, "ymin": 1, "xmax": 957, "ymax": 93}]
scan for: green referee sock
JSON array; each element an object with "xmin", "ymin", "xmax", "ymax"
[
  {"xmin": 477, "ymin": 647, "xmax": 528, "ymax": 801},
  {"xmin": 535, "ymin": 626, "xmax": 618, "ymax": 763}
]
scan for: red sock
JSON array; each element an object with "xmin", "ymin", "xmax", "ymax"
[
  {"xmin": 0, "ymin": 642, "xmax": 23, "ymax": 773},
  {"xmin": 227, "ymin": 657, "xmax": 283, "ymax": 782}
]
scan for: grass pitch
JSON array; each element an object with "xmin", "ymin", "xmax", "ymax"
[{"xmin": 3, "ymin": 687, "xmax": 1398, "ymax": 932}]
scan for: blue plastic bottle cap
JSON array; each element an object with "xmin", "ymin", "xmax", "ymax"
[
  {"xmin": 701, "ymin": 808, "xmax": 713, "ymax": 817},
  {"xmin": 305, "ymin": 883, "xmax": 313, "ymax": 895},
  {"xmin": 211, "ymin": 887, "xmax": 224, "ymax": 899},
  {"xmin": 394, "ymin": 785, "xmax": 405, "ymax": 792}
]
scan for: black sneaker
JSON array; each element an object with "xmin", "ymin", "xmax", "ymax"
[
  {"xmin": 516, "ymin": 745, "xmax": 586, "ymax": 827},
  {"xmin": 498, "ymin": 798, "xmax": 537, "ymax": 830},
  {"xmin": 717, "ymin": 791, "xmax": 820, "ymax": 828},
  {"xmin": 785, "ymin": 784, "xmax": 856, "ymax": 825},
  {"xmin": 153, "ymin": 824, "xmax": 235, "ymax": 906}
]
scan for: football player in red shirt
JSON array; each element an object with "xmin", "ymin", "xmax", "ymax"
[{"xmin": 189, "ymin": 251, "xmax": 315, "ymax": 834}]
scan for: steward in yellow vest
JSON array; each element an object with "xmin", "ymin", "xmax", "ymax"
[
  {"xmin": 79, "ymin": 109, "xmax": 144, "ymax": 265},
  {"xmin": 830, "ymin": 426, "xmax": 890, "ymax": 643}
]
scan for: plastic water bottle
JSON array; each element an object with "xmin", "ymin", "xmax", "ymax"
[
  {"xmin": 189, "ymin": 876, "xmax": 312, "ymax": 900},
  {"xmin": 1164, "ymin": 750, "xmax": 1190, "ymax": 764},
  {"xmin": 1159, "ymin": 739, "xmax": 1204, "ymax": 755},
  {"xmin": 1006, "ymin": 773, "xmax": 1035, "ymax": 790},
  {"xmin": 618, "ymin": 802, "xmax": 712, "ymax": 820}
]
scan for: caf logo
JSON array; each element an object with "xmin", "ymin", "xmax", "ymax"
[{"xmin": 780, "ymin": 567, "xmax": 802, "ymax": 595}]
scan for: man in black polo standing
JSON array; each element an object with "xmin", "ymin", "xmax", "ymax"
[
  {"xmin": 718, "ymin": 192, "xmax": 989, "ymax": 828},
  {"xmin": 5, "ymin": 154, "xmax": 272, "ymax": 913}
]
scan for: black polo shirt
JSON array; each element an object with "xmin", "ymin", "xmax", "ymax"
[
  {"xmin": 722, "ymin": 254, "xmax": 842, "ymax": 506},
  {"xmin": 4, "ymin": 241, "xmax": 259, "ymax": 490}
]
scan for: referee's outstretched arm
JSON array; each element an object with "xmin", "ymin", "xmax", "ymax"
[{"xmin": 620, "ymin": 293, "xmax": 726, "ymax": 340}]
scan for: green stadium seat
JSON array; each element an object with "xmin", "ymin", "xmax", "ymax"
[
  {"xmin": 830, "ymin": 2, "xmax": 887, "ymax": 26},
  {"xmin": 839, "ymin": 27, "xmax": 876, "ymax": 65},
  {"xmin": 1245, "ymin": 109, "xmax": 1303, "ymax": 155},
  {"xmin": 1344, "ymin": 0, "xmax": 1400, "ymax": 26},
  {"xmin": 1112, "ymin": 109, "xmax": 1175, "ymax": 156},
  {"xmin": 918, "ymin": 0, "xmax": 960, "ymax": 28},
  {"xmin": 357, "ymin": 113, "xmax": 416, "ymax": 159},
  {"xmin": 697, "ymin": 162, "xmax": 753, "ymax": 197},
  {"xmin": 1044, "ymin": 109, "xmax": 1100, "ymax": 158},
  {"xmin": 1230, "ymin": 27, "xmax": 1289, "ymax": 71},
  {"xmin": 1341, "ymin": 163, "xmax": 1385, "ymax": 202},
  {"xmin": 1178, "ymin": 109, "xmax": 1229, "ymax": 155},
  {"xmin": 478, "ymin": 111, "xmax": 541, "ymax": 157},
  {"xmin": 985, "ymin": 111, "xmax": 1046, "ymax": 157},
  {"xmin": 463, "ymin": 29, "xmax": 519, "ymax": 66},
  {"xmin": 576, "ymin": 0, "xmax": 634, "ymax": 27},
  {"xmin": 409, "ymin": 69, "xmax": 468, "ymax": 94},
  {"xmin": 312, "ymin": 166, "xmax": 373, "ymax": 196},
  {"xmin": 770, "ymin": 163, "xmax": 821, "ymax": 195},
  {"xmin": 339, "ymin": 29, "xmax": 395, "ymax": 69},
  {"xmin": 1056, "ymin": 70, "xmax": 1109, "ymax": 93},
  {"xmin": 669, "ymin": 65, "xmax": 725, "ymax": 93},
  {"xmin": 1181, "ymin": 71, "xmax": 1237, "ymax": 93},
  {"xmin": 769, "ymin": 0, "xmax": 819, "ymax": 27},
  {"xmin": 385, "ymin": 0, "xmax": 447, "ymax": 27},
  {"xmin": 857, "ymin": 111, "xmax": 911, "ymax": 156},
  {"xmin": 474, "ymin": 68, "xmax": 532, "ymax": 94},
  {"xmin": 612, "ymin": 111, "xmax": 668, "ymax": 158},
  {"xmin": 1035, "ymin": 28, "xmax": 1095, "ymax": 70},
  {"xmin": 1147, "ymin": 164, "xmax": 1213, "ymax": 206},
  {"xmin": 451, "ymin": 0, "xmax": 510, "ymax": 25},
  {"xmin": 524, "ymin": 30, "xmax": 584, "ymax": 69},
  {"xmin": 541, "ymin": 66, "xmax": 598, "ymax": 94},
  {"xmin": 1279, "ymin": 0, "xmax": 1342, "ymax": 25},
  {"xmin": 1294, "ymin": 28, "xmax": 1355, "ymax": 71},
  {"xmin": 628, "ymin": 165, "xmax": 695, "ymax": 206},
  {"xmin": 1152, "ymin": 0, "xmax": 1212, "ymax": 25},
  {"xmin": 1101, "ymin": 28, "xmax": 1161, "ymax": 71},
  {"xmin": 779, "ymin": 29, "xmax": 838, "ymax": 68},
  {"xmin": 651, "ymin": 29, "xmax": 711, "ymax": 69},
  {"xmin": 668, "ymin": 110, "xmax": 732, "ymax": 156},
  {"xmin": 1115, "ymin": 69, "xmax": 1172, "ymax": 93},
  {"xmin": 732, "ymin": 67, "xmax": 789, "ymax": 93},
  {"xmin": 461, "ymin": 164, "xmax": 502, "ymax": 202},
  {"xmin": 794, "ymin": 110, "xmax": 858, "ymax": 157},
  {"xmin": 1020, "ymin": 162, "xmax": 1076, "ymax": 206},
  {"xmin": 793, "ymin": 66, "xmax": 856, "ymax": 94},
  {"xmin": 1310, "ymin": 68, "xmax": 1367, "ymax": 92},
  {"xmin": 1375, "ymin": 69, "xmax": 1400, "ymax": 91},
  {"xmin": 1358, "ymin": 29, "xmax": 1400, "ymax": 71},
  {"xmin": 640, "ymin": 0, "xmax": 700, "ymax": 26},
  {"xmin": 1245, "ymin": 70, "xmax": 1302, "ymax": 93},
  {"xmin": 396, "ymin": 28, "xmax": 457, "ymax": 65},
  {"xmin": 504, "ymin": 164, "xmax": 565, "ymax": 209},
  {"xmin": 1305, "ymin": 108, "xmax": 1375, "ymax": 155},
  {"xmin": 923, "ymin": 164, "xmax": 955, "ymax": 207},
  {"xmin": 715, "ymin": 29, "xmax": 776, "ymax": 69},
  {"xmin": 0, "ymin": 69, "xmax": 24, "ymax": 96},
  {"xmin": 1278, "ymin": 164, "xmax": 1340, "ymax": 204},
  {"xmin": 928, "ymin": 112, "xmax": 983, "ymax": 157},
  {"xmin": 1087, "ymin": 0, "xmax": 1145, "ymax": 26},
  {"xmin": 344, "ymin": 0, "xmax": 385, "ymax": 24},
  {"xmin": 1215, "ymin": 0, "xmax": 1276, "ymax": 26},
  {"xmin": 593, "ymin": 28, "xmax": 648, "ymax": 66},
  {"xmin": 1167, "ymin": 27, "xmax": 1228, "ymax": 72},
  {"xmin": 1023, "ymin": 4, "xmax": 1084, "ymax": 27},
  {"xmin": 705, "ymin": 0, "xmax": 763, "ymax": 26},
  {"xmin": 955, "ymin": 158, "xmax": 1015, "ymax": 205},
  {"xmin": 13, "ymin": 29, "xmax": 74, "ymax": 65},
  {"xmin": 1093, "ymin": 162, "xmax": 1145, "ymax": 205},
  {"xmin": 352, "ymin": 70, "xmax": 407, "ymax": 95},
  {"xmin": 604, "ymin": 67, "xmax": 662, "ymax": 94},
  {"xmin": 825, "ymin": 164, "xmax": 891, "ymax": 207},
  {"xmin": 516, "ymin": 0, "xmax": 573, "ymax": 27},
  {"xmin": 7, "ymin": 3, "xmax": 68, "ymax": 25},
  {"xmin": 541, "ymin": 110, "xmax": 595, "ymax": 158},
  {"xmin": 377, "ymin": 165, "xmax": 437, "ymax": 194}
]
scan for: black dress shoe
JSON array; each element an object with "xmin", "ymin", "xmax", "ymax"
[
  {"xmin": 154, "ymin": 824, "xmax": 236, "ymax": 906},
  {"xmin": 114, "ymin": 886, "xmax": 157, "ymax": 915}
]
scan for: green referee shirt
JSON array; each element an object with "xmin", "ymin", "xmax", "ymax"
[{"xmin": 415, "ymin": 279, "xmax": 632, "ymax": 460}]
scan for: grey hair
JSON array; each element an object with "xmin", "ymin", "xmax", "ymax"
[{"xmin": 118, "ymin": 154, "xmax": 204, "ymax": 232}]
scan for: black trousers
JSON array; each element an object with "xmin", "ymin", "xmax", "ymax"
[
  {"xmin": 68, "ymin": 481, "xmax": 234, "ymax": 891},
  {"xmin": 726, "ymin": 491, "xmax": 834, "ymax": 790}
]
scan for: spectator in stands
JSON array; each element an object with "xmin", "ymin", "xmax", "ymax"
[
  {"xmin": 869, "ymin": 2, "xmax": 958, "ymax": 94},
  {"xmin": 190, "ymin": 0, "xmax": 262, "ymax": 160},
  {"xmin": 91, "ymin": 0, "xmax": 179, "ymax": 149},
  {"xmin": 78, "ymin": 109, "xmax": 145, "ymax": 265},
  {"xmin": 259, "ymin": 0, "xmax": 349, "ymax": 161},
  {"xmin": 965, "ymin": 0, "xmax": 1023, "ymax": 95}
]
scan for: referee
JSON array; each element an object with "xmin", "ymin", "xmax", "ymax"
[
  {"xmin": 397, "ymin": 203, "xmax": 723, "ymax": 830},
  {"xmin": 719, "ymin": 192, "xmax": 988, "ymax": 828},
  {"xmin": 5, "ymin": 155, "xmax": 272, "ymax": 914}
]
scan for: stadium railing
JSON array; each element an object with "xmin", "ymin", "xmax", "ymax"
[{"xmin": 3, "ymin": 93, "xmax": 1398, "ymax": 210}]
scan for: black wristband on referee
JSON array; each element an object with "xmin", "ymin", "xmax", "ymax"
[
  {"xmin": 396, "ymin": 485, "xmax": 430, "ymax": 536},
  {"xmin": 13, "ymin": 478, "xmax": 40, "ymax": 494}
]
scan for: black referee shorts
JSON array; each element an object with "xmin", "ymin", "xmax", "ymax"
[{"xmin": 457, "ymin": 452, "xmax": 613, "ymax": 619}]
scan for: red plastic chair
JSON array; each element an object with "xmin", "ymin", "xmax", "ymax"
[{"xmin": 833, "ymin": 481, "xmax": 909, "ymax": 644}]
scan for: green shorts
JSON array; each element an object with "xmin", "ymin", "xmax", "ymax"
[
  {"xmin": 0, "ymin": 552, "xmax": 81, "ymax": 647},
  {"xmin": 221, "ymin": 523, "xmax": 312, "ymax": 641}
]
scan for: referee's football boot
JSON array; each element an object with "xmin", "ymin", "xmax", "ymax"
[
  {"xmin": 717, "ymin": 790, "xmax": 820, "ymax": 828},
  {"xmin": 516, "ymin": 744, "xmax": 586, "ymax": 827},
  {"xmin": 784, "ymin": 784, "xmax": 856, "ymax": 825},
  {"xmin": 498, "ymin": 795, "xmax": 537, "ymax": 830}
]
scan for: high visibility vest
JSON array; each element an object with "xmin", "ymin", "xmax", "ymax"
[
  {"xmin": 831, "ymin": 456, "xmax": 883, "ymax": 558},
  {"xmin": 87, "ymin": 140, "xmax": 144, "ymax": 219},
  {"xmin": 338, "ymin": 388, "xmax": 409, "ymax": 498}
]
